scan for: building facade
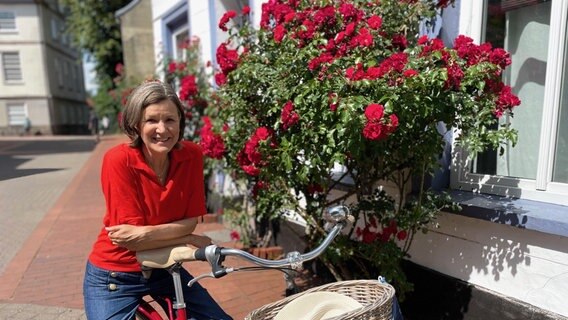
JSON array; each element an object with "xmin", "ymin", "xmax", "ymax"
[
  {"xmin": 151, "ymin": 0, "xmax": 247, "ymax": 80},
  {"xmin": 116, "ymin": 0, "xmax": 155, "ymax": 83},
  {"xmin": 0, "ymin": 0, "xmax": 88, "ymax": 136},
  {"xmin": 149, "ymin": 0, "xmax": 568, "ymax": 318},
  {"xmin": 410, "ymin": 1, "xmax": 568, "ymax": 318}
]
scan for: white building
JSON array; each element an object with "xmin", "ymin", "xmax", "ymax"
[
  {"xmin": 150, "ymin": 0, "xmax": 568, "ymax": 318},
  {"xmin": 0, "ymin": 0, "xmax": 88, "ymax": 136},
  {"xmin": 151, "ymin": 0, "xmax": 248, "ymax": 79}
]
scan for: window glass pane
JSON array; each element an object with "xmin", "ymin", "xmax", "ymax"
[
  {"xmin": 553, "ymin": 20, "xmax": 568, "ymax": 182},
  {"xmin": 2, "ymin": 52, "xmax": 22, "ymax": 81},
  {"xmin": 173, "ymin": 27, "xmax": 189, "ymax": 60},
  {"xmin": 0, "ymin": 12, "xmax": 16, "ymax": 30},
  {"xmin": 473, "ymin": 0, "xmax": 551, "ymax": 180},
  {"xmin": 7, "ymin": 103, "xmax": 26, "ymax": 125},
  {"xmin": 51, "ymin": 19, "xmax": 58, "ymax": 39}
]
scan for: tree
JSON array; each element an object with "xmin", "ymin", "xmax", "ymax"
[{"xmin": 60, "ymin": 0, "xmax": 132, "ymax": 117}]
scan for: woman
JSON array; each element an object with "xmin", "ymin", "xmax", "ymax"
[{"xmin": 83, "ymin": 80, "xmax": 232, "ymax": 320}]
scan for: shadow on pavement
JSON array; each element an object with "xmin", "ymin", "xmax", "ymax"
[{"xmin": 0, "ymin": 138, "xmax": 96, "ymax": 181}]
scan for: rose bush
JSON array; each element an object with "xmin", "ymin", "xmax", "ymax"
[
  {"xmin": 207, "ymin": 0, "xmax": 520, "ymax": 297},
  {"xmin": 162, "ymin": 36, "xmax": 214, "ymax": 142},
  {"xmin": 161, "ymin": 36, "xmax": 232, "ymax": 184}
]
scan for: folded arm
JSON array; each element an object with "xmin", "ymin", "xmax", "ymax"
[{"xmin": 106, "ymin": 217, "xmax": 211, "ymax": 251}]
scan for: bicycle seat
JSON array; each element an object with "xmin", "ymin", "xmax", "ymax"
[{"xmin": 136, "ymin": 246, "xmax": 197, "ymax": 269}]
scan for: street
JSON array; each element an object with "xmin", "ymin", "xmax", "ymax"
[{"xmin": 0, "ymin": 137, "xmax": 95, "ymax": 275}]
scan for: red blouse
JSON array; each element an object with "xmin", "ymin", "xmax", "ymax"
[{"xmin": 88, "ymin": 141, "xmax": 207, "ymax": 271}]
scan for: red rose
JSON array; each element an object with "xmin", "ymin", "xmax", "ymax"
[
  {"xmin": 362, "ymin": 122, "xmax": 384, "ymax": 140},
  {"xmin": 364, "ymin": 103, "xmax": 384, "ymax": 121},
  {"xmin": 168, "ymin": 62, "xmax": 177, "ymax": 74},
  {"xmin": 230, "ymin": 230, "xmax": 241, "ymax": 241},
  {"xmin": 281, "ymin": 101, "xmax": 300, "ymax": 130},
  {"xmin": 403, "ymin": 69, "xmax": 418, "ymax": 78},
  {"xmin": 214, "ymin": 72, "xmax": 227, "ymax": 86},
  {"xmin": 219, "ymin": 10, "xmax": 237, "ymax": 31},
  {"xmin": 367, "ymin": 15, "xmax": 382, "ymax": 30},
  {"xmin": 273, "ymin": 24, "xmax": 286, "ymax": 43}
]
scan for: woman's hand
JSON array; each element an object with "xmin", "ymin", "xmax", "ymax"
[
  {"xmin": 106, "ymin": 225, "xmax": 148, "ymax": 249},
  {"xmin": 187, "ymin": 234, "xmax": 212, "ymax": 248},
  {"xmin": 105, "ymin": 217, "xmax": 198, "ymax": 251}
]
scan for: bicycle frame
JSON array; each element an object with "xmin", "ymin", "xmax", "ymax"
[
  {"xmin": 135, "ymin": 263, "xmax": 188, "ymax": 320},
  {"xmin": 137, "ymin": 299, "xmax": 173, "ymax": 319},
  {"xmin": 135, "ymin": 205, "xmax": 353, "ymax": 320}
]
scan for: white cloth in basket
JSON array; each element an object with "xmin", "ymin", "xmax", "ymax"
[{"xmin": 274, "ymin": 291, "xmax": 363, "ymax": 320}]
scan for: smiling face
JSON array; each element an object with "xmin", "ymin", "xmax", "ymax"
[{"xmin": 139, "ymin": 100, "xmax": 181, "ymax": 159}]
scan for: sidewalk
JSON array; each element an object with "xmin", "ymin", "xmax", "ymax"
[{"xmin": 0, "ymin": 135, "xmax": 285, "ymax": 320}]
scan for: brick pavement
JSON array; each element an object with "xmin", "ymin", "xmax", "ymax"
[
  {"xmin": 0, "ymin": 135, "xmax": 286, "ymax": 319},
  {"xmin": 0, "ymin": 137, "xmax": 94, "ymax": 275}
]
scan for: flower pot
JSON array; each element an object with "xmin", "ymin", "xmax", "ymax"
[{"xmin": 247, "ymin": 246, "xmax": 283, "ymax": 259}]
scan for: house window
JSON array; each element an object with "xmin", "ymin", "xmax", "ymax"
[
  {"xmin": 172, "ymin": 26, "xmax": 189, "ymax": 60},
  {"xmin": 453, "ymin": 0, "xmax": 568, "ymax": 205},
  {"xmin": 7, "ymin": 103, "xmax": 26, "ymax": 126},
  {"xmin": 162, "ymin": 2, "xmax": 189, "ymax": 61},
  {"xmin": 0, "ymin": 11, "xmax": 16, "ymax": 31},
  {"xmin": 54, "ymin": 58, "xmax": 63, "ymax": 88},
  {"xmin": 65, "ymin": 61, "xmax": 72, "ymax": 90},
  {"xmin": 72, "ymin": 64, "xmax": 78, "ymax": 91},
  {"xmin": 553, "ymin": 28, "xmax": 568, "ymax": 183},
  {"xmin": 2, "ymin": 52, "xmax": 23, "ymax": 82},
  {"xmin": 51, "ymin": 19, "xmax": 58, "ymax": 39}
]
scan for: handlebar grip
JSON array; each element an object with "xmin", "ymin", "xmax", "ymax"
[{"xmin": 194, "ymin": 247, "xmax": 207, "ymax": 261}]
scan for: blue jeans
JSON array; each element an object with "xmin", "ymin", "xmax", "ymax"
[
  {"xmin": 83, "ymin": 261, "xmax": 232, "ymax": 320},
  {"xmin": 393, "ymin": 295, "xmax": 404, "ymax": 320}
]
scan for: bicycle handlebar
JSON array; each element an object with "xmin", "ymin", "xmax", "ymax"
[
  {"xmin": 136, "ymin": 205, "xmax": 353, "ymax": 287},
  {"xmin": 212, "ymin": 219, "xmax": 345, "ymax": 268}
]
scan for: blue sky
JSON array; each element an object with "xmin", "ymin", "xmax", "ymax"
[{"xmin": 82, "ymin": 54, "xmax": 98, "ymax": 95}]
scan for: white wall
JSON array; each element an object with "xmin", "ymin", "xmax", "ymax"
[
  {"xmin": 188, "ymin": 1, "xmax": 213, "ymax": 68},
  {"xmin": 0, "ymin": 45, "xmax": 47, "ymax": 97},
  {"xmin": 151, "ymin": 0, "xmax": 180, "ymax": 78},
  {"xmin": 408, "ymin": 212, "xmax": 568, "ymax": 317},
  {"xmin": 0, "ymin": 4, "xmax": 42, "ymax": 41},
  {"xmin": 248, "ymin": 0, "xmax": 265, "ymax": 30},
  {"xmin": 0, "ymin": 4, "xmax": 48, "ymax": 97}
]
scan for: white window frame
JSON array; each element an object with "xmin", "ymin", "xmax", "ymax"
[
  {"xmin": 171, "ymin": 25, "xmax": 189, "ymax": 61},
  {"xmin": 7, "ymin": 102, "xmax": 27, "ymax": 126},
  {"xmin": 1, "ymin": 51, "xmax": 23, "ymax": 83},
  {"xmin": 451, "ymin": 0, "xmax": 568, "ymax": 206},
  {"xmin": 0, "ymin": 11, "xmax": 16, "ymax": 33}
]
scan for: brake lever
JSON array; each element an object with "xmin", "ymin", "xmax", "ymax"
[
  {"xmin": 187, "ymin": 267, "xmax": 236, "ymax": 287},
  {"xmin": 187, "ymin": 272, "xmax": 214, "ymax": 287}
]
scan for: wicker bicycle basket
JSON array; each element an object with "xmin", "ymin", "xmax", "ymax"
[{"xmin": 245, "ymin": 280, "xmax": 395, "ymax": 320}]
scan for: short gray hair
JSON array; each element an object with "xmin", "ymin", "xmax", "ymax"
[{"xmin": 121, "ymin": 80, "xmax": 185, "ymax": 148}]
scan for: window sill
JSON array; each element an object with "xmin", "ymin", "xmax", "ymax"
[
  {"xmin": 3, "ymin": 81, "xmax": 24, "ymax": 85},
  {"xmin": 448, "ymin": 190, "xmax": 568, "ymax": 238}
]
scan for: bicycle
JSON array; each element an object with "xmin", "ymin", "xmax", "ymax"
[{"xmin": 134, "ymin": 205, "xmax": 395, "ymax": 320}]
